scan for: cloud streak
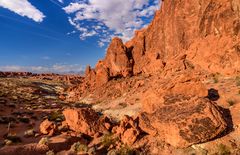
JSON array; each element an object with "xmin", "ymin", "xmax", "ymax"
[
  {"xmin": 64, "ymin": 0, "xmax": 160, "ymax": 47},
  {"xmin": 0, "ymin": 0, "xmax": 45, "ymax": 22}
]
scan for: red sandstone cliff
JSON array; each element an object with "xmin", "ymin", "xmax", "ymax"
[
  {"xmin": 64, "ymin": 0, "xmax": 240, "ymax": 104},
  {"xmin": 83, "ymin": 0, "xmax": 239, "ymax": 87}
]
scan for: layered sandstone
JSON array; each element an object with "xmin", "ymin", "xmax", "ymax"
[
  {"xmin": 83, "ymin": 0, "xmax": 240, "ymax": 88},
  {"xmin": 139, "ymin": 95, "xmax": 227, "ymax": 148},
  {"xmin": 126, "ymin": 0, "xmax": 240, "ymax": 75}
]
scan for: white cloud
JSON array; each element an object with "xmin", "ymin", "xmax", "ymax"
[
  {"xmin": 41, "ymin": 56, "xmax": 51, "ymax": 60},
  {"xmin": 67, "ymin": 30, "xmax": 76, "ymax": 35},
  {"xmin": 64, "ymin": 0, "xmax": 160, "ymax": 46},
  {"xmin": 64, "ymin": 2, "xmax": 88, "ymax": 14},
  {"xmin": 0, "ymin": 64, "xmax": 84, "ymax": 74},
  {"xmin": 0, "ymin": 0, "xmax": 45, "ymax": 22},
  {"xmin": 138, "ymin": 5, "xmax": 159, "ymax": 17},
  {"xmin": 58, "ymin": 0, "xmax": 64, "ymax": 3},
  {"xmin": 98, "ymin": 41, "xmax": 105, "ymax": 47}
]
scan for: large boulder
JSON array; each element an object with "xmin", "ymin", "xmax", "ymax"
[
  {"xmin": 63, "ymin": 108, "xmax": 106, "ymax": 136},
  {"xmin": 104, "ymin": 37, "xmax": 133, "ymax": 77},
  {"xmin": 141, "ymin": 72, "xmax": 208, "ymax": 114},
  {"xmin": 139, "ymin": 95, "xmax": 227, "ymax": 148}
]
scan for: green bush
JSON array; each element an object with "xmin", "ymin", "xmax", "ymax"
[
  {"xmin": 107, "ymin": 146, "xmax": 138, "ymax": 155},
  {"xmin": 38, "ymin": 137, "xmax": 49, "ymax": 145},
  {"xmin": 71, "ymin": 142, "xmax": 88, "ymax": 153},
  {"xmin": 227, "ymin": 99, "xmax": 235, "ymax": 106},
  {"xmin": 5, "ymin": 133, "xmax": 21, "ymax": 144},
  {"xmin": 212, "ymin": 73, "xmax": 220, "ymax": 83},
  {"xmin": 46, "ymin": 150, "xmax": 55, "ymax": 155},
  {"xmin": 102, "ymin": 133, "xmax": 119, "ymax": 148},
  {"xmin": 48, "ymin": 111, "xmax": 64, "ymax": 122},
  {"xmin": 236, "ymin": 76, "xmax": 240, "ymax": 86},
  {"xmin": 216, "ymin": 144, "xmax": 231, "ymax": 155},
  {"xmin": 117, "ymin": 145, "xmax": 136, "ymax": 155}
]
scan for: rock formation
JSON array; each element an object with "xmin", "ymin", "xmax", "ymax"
[
  {"xmin": 82, "ymin": 0, "xmax": 240, "ymax": 88},
  {"xmin": 104, "ymin": 38, "xmax": 133, "ymax": 78},
  {"xmin": 139, "ymin": 95, "xmax": 227, "ymax": 148},
  {"xmin": 39, "ymin": 119, "xmax": 56, "ymax": 136},
  {"xmin": 126, "ymin": 0, "xmax": 240, "ymax": 75},
  {"xmin": 63, "ymin": 108, "xmax": 107, "ymax": 136},
  {"xmin": 1, "ymin": 0, "xmax": 239, "ymax": 154},
  {"xmin": 62, "ymin": 0, "xmax": 240, "ymax": 152}
]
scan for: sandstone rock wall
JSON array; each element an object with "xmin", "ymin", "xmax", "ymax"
[
  {"xmin": 127, "ymin": 0, "xmax": 240, "ymax": 75},
  {"xmin": 86, "ymin": 0, "xmax": 240, "ymax": 87}
]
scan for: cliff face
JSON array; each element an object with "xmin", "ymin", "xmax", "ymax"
[
  {"xmin": 85, "ymin": 0, "xmax": 239, "ymax": 86},
  {"xmin": 127, "ymin": 0, "xmax": 240, "ymax": 75}
]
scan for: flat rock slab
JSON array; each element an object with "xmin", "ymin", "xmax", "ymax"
[{"xmin": 139, "ymin": 95, "xmax": 227, "ymax": 148}]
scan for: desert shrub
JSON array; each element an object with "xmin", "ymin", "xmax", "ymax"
[
  {"xmin": 236, "ymin": 76, "xmax": 240, "ymax": 86},
  {"xmin": 107, "ymin": 149, "xmax": 118, "ymax": 155},
  {"xmin": 185, "ymin": 60, "xmax": 195, "ymax": 69},
  {"xmin": 46, "ymin": 150, "xmax": 55, "ymax": 155},
  {"xmin": 71, "ymin": 142, "xmax": 88, "ymax": 153},
  {"xmin": 102, "ymin": 133, "xmax": 119, "ymax": 148},
  {"xmin": 227, "ymin": 99, "xmax": 236, "ymax": 106},
  {"xmin": 213, "ymin": 73, "xmax": 220, "ymax": 83},
  {"xmin": 88, "ymin": 147, "xmax": 97, "ymax": 155},
  {"xmin": 48, "ymin": 111, "xmax": 64, "ymax": 122},
  {"xmin": 38, "ymin": 137, "xmax": 49, "ymax": 145},
  {"xmin": 24, "ymin": 129, "xmax": 35, "ymax": 137},
  {"xmin": 4, "ymin": 133, "xmax": 21, "ymax": 144},
  {"xmin": 4, "ymin": 139, "xmax": 12, "ymax": 145},
  {"xmin": 216, "ymin": 144, "xmax": 231, "ymax": 155},
  {"xmin": 107, "ymin": 146, "xmax": 138, "ymax": 155},
  {"xmin": 18, "ymin": 117, "xmax": 30, "ymax": 123},
  {"xmin": 117, "ymin": 145, "xmax": 137, "ymax": 155},
  {"xmin": 119, "ymin": 102, "xmax": 128, "ymax": 108}
]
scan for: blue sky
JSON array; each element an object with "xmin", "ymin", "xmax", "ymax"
[{"xmin": 0, "ymin": 0, "xmax": 159, "ymax": 73}]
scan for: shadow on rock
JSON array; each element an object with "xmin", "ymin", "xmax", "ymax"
[
  {"xmin": 210, "ymin": 106, "xmax": 234, "ymax": 142},
  {"xmin": 207, "ymin": 88, "xmax": 220, "ymax": 101},
  {"xmin": 219, "ymin": 106, "xmax": 234, "ymax": 135}
]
